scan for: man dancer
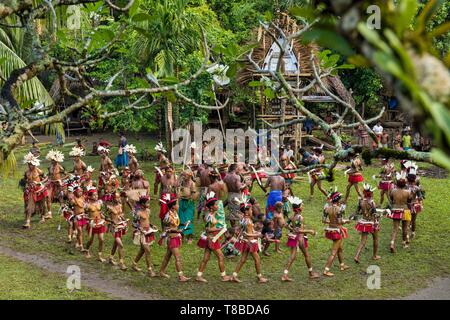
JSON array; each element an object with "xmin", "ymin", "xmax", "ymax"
[
  {"xmin": 153, "ymin": 142, "xmax": 170, "ymax": 196},
  {"xmin": 132, "ymin": 195, "xmax": 158, "ymax": 276},
  {"xmin": 70, "ymin": 146, "xmax": 87, "ymax": 177},
  {"xmin": 354, "ymin": 184, "xmax": 381, "ymax": 263},
  {"xmin": 105, "ymin": 192, "xmax": 128, "ymax": 270},
  {"xmin": 308, "ymin": 145, "xmax": 328, "ymax": 198},
  {"xmin": 387, "ymin": 172, "xmax": 413, "ymax": 252},
  {"xmin": 83, "ymin": 187, "xmax": 107, "ymax": 262},
  {"xmin": 196, "ymin": 192, "xmax": 230, "ymax": 283},
  {"xmin": 158, "ymin": 165, "xmax": 179, "ymax": 228},
  {"xmin": 196, "ymin": 163, "xmax": 212, "ymax": 221},
  {"xmin": 322, "ymin": 189, "xmax": 350, "ymax": 277},
  {"xmin": 98, "ymin": 145, "xmax": 114, "ymax": 173},
  {"xmin": 179, "ymin": 169, "xmax": 197, "ymax": 244},
  {"xmin": 124, "ymin": 144, "xmax": 139, "ymax": 175},
  {"xmin": 405, "ymin": 162, "xmax": 424, "ymax": 240},
  {"xmin": 46, "ymin": 149, "xmax": 66, "ymax": 205},
  {"xmin": 231, "ymin": 199, "xmax": 268, "ymax": 283},
  {"xmin": 223, "ymin": 164, "xmax": 246, "ymax": 227},
  {"xmin": 373, "ymin": 158, "xmax": 395, "ymax": 206},
  {"xmin": 159, "ymin": 196, "xmax": 190, "ymax": 282},
  {"xmin": 282, "ymin": 196, "xmax": 319, "ymax": 281},
  {"xmin": 264, "ymin": 171, "xmax": 286, "ymax": 220},
  {"xmin": 22, "ymin": 152, "xmax": 50, "ymax": 228},
  {"xmin": 344, "ymin": 155, "xmax": 364, "ymax": 203},
  {"xmin": 71, "ymin": 184, "xmax": 87, "ymax": 250}
]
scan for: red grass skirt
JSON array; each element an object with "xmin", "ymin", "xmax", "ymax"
[
  {"xmin": 413, "ymin": 203, "xmax": 422, "ymax": 214},
  {"xmin": 114, "ymin": 228, "xmax": 127, "ymax": 239},
  {"xmin": 75, "ymin": 216, "xmax": 88, "ymax": 227},
  {"xmin": 88, "ymin": 225, "xmax": 106, "ymax": 234},
  {"xmin": 168, "ymin": 236, "xmax": 181, "ymax": 249},
  {"xmin": 355, "ymin": 221, "xmax": 375, "ymax": 233},
  {"xmin": 237, "ymin": 240, "xmax": 259, "ymax": 253},
  {"xmin": 348, "ymin": 174, "xmax": 364, "ymax": 183},
  {"xmin": 197, "ymin": 236, "xmax": 208, "ymax": 249},
  {"xmin": 325, "ymin": 229, "xmax": 342, "ymax": 241},
  {"xmin": 378, "ymin": 181, "xmax": 393, "ymax": 191},
  {"xmin": 387, "ymin": 209, "xmax": 404, "ymax": 220}
]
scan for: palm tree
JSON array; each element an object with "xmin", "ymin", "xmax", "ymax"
[
  {"xmin": 0, "ymin": 14, "xmax": 53, "ymax": 109},
  {"xmin": 131, "ymin": 0, "xmax": 206, "ymax": 77}
]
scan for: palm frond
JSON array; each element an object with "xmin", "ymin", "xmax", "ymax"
[{"xmin": 0, "ymin": 39, "xmax": 53, "ymax": 107}]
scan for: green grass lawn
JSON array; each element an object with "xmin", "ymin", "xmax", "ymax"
[
  {"xmin": 0, "ymin": 136, "xmax": 449, "ymax": 299},
  {"xmin": 0, "ymin": 253, "xmax": 110, "ymax": 299}
]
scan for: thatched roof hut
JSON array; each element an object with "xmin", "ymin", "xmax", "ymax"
[{"xmin": 237, "ymin": 12, "xmax": 355, "ymax": 107}]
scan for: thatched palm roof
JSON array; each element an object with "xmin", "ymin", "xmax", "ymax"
[{"xmin": 238, "ymin": 12, "xmax": 355, "ymax": 107}]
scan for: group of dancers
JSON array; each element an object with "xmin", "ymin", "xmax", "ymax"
[{"xmin": 20, "ymin": 141, "xmax": 425, "ymax": 283}]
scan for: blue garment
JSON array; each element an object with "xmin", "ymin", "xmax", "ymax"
[
  {"xmin": 115, "ymin": 137, "xmax": 128, "ymax": 168},
  {"xmin": 266, "ymin": 190, "xmax": 282, "ymax": 219}
]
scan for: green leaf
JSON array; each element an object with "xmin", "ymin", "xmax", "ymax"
[
  {"xmin": 132, "ymin": 12, "xmax": 152, "ymax": 22},
  {"xmin": 357, "ymin": 22, "xmax": 393, "ymax": 55},
  {"xmin": 161, "ymin": 76, "xmax": 179, "ymax": 85},
  {"xmin": 431, "ymin": 148, "xmax": 450, "ymax": 171},
  {"xmin": 248, "ymin": 80, "xmax": 263, "ymax": 87},
  {"xmin": 417, "ymin": 0, "xmax": 445, "ymax": 32},
  {"xmin": 396, "ymin": 0, "xmax": 418, "ymax": 35},
  {"xmin": 289, "ymin": 6, "xmax": 317, "ymax": 21},
  {"xmin": 264, "ymin": 88, "xmax": 275, "ymax": 100}
]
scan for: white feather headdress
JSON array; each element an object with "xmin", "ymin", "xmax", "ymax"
[
  {"xmin": 206, "ymin": 191, "xmax": 216, "ymax": 201},
  {"xmin": 287, "ymin": 196, "xmax": 303, "ymax": 206},
  {"xmin": 363, "ymin": 183, "xmax": 376, "ymax": 192},
  {"xmin": 46, "ymin": 149, "xmax": 65, "ymax": 162},
  {"xmin": 159, "ymin": 193, "xmax": 172, "ymax": 204},
  {"xmin": 124, "ymin": 144, "xmax": 137, "ymax": 154},
  {"xmin": 86, "ymin": 165, "xmax": 95, "ymax": 173},
  {"xmin": 396, "ymin": 171, "xmax": 407, "ymax": 181},
  {"xmin": 69, "ymin": 146, "xmax": 85, "ymax": 157},
  {"xmin": 23, "ymin": 152, "xmax": 40, "ymax": 166},
  {"xmin": 233, "ymin": 193, "xmax": 250, "ymax": 210},
  {"xmin": 97, "ymin": 146, "xmax": 109, "ymax": 154},
  {"xmin": 404, "ymin": 161, "xmax": 418, "ymax": 175},
  {"xmin": 154, "ymin": 142, "xmax": 167, "ymax": 153}
]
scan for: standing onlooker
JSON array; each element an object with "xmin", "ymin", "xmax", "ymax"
[
  {"xmin": 413, "ymin": 131, "xmax": 421, "ymax": 151},
  {"xmin": 381, "ymin": 131, "xmax": 390, "ymax": 148},
  {"xmin": 283, "ymin": 144, "xmax": 294, "ymax": 160},
  {"xmin": 372, "ymin": 121, "xmax": 383, "ymax": 149},
  {"xmin": 402, "ymin": 127, "xmax": 412, "ymax": 151},
  {"xmin": 393, "ymin": 130, "xmax": 403, "ymax": 150},
  {"xmin": 114, "ymin": 131, "xmax": 129, "ymax": 168},
  {"xmin": 357, "ymin": 124, "xmax": 369, "ymax": 147}
]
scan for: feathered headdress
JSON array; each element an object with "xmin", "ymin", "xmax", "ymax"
[
  {"xmin": 86, "ymin": 185, "xmax": 97, "ymax": 194},
  {"xmin": 205, "ymin": 191, "xmax": 218, "ymax": 206},
  {"xmin": 97, "ymin": 145, "xmax": 109, "ymax": 154},
  {"xmin": 154, "ymin": 142, "xmax": 167, "ymax": 153},
  {"xmin": 68, "ymin": 183, "xmax": 82, "ymax": 193},
  {"xmin": 86, "ymin": 165, "xmax": 95, "ymax": 173},
  {"xmin": 404, "ymin": 161, "xmax": 418, "ymax": 176},
  {"xmin": 363, "ymin": 183, "xmax": 376, "ymax": 194},
  {"xmin": 124, "ymin": 144, "xmax": 137, "ymax": 154},
  {"xmin": 46, "ymin": 149, "xmax": 65, "ymax": 163},
  {"xmin": 159, "ymin": 193, "xmax": 176, "ymax": 205},
  {"xmin": 396, "ymin": 171, "xmax": 407, "ymax": 181},
  {"xmin": 327, "ymin": 186, "xmax": 342, "ymax": 203},
  {"xmin": 138, "ymin": 194, "xmax": 150, "ymax": 204},
  {"xmin": 234, "ymin": 193, "xmax": 251, "ymax": 212},
  {"xmin": 287, "ymin": 196, "xmax": 303, "ymax": 209},
  {"xmin": 69, "ymin": 146, "xmax": 85, "ymax": 157},
  {"xmin": 23, "ymin": 152, "xmax": 40, "ymax": 166}
]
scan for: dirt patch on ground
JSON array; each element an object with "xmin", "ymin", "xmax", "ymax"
[
  {"xmin": 419, "ymin": 167, "xmax": 448, "ymax": 179},
  {"xmin": 402, "ymin": 277, "xmax": 450, "ymax": 300},
  {"xmin": 0, "ymin": 245, "xmax": 160, "ymax": 300}
]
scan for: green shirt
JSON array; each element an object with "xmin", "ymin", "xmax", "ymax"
[{"xmin": 402, "ymin": 135, "xmax": 412, "ymax": 148}]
